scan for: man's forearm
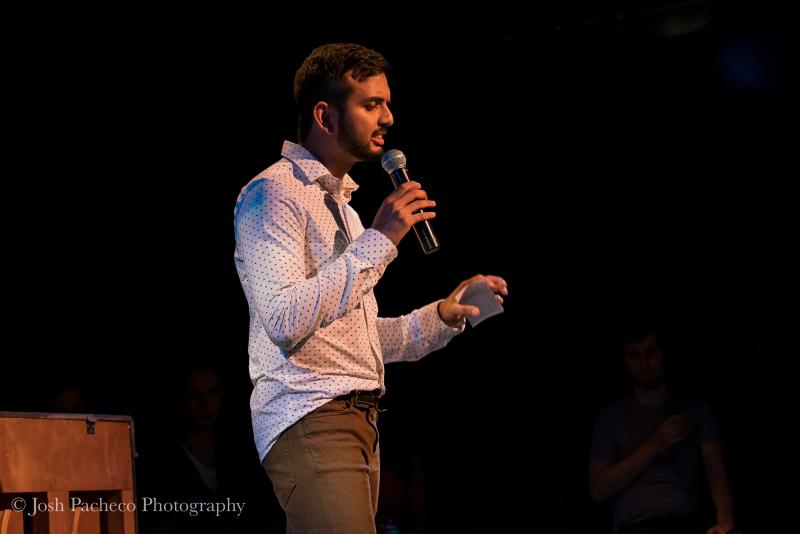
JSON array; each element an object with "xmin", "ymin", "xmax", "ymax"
[
  {"xmin": 709, "ymin": 469, "xmax": 734, "ymax": 524},
  {"xmin": 590, "ymin": 438, "xmax": 661, "ymax": 502},
  {"xmin": 703, "ymin": 441, "xmax": 735, "ymax": 526}
]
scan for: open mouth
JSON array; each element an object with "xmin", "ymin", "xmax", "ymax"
[{"xmin": 371, "ymin": 134, "xmax": 385, "ymax": 146}]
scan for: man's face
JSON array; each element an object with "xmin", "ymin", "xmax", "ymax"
[
  {"xmin": 624, "ymin": 334, "xmax": 665, "ymax": 390},
  {"xmin": 181, "ymin": 369, "xmax": 223, "ymax": 431},
  {"xmin": 335, "ymin": 72, "xmax": 394, "ymax": 162}
]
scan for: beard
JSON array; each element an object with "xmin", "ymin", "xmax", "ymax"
[{"xmin": 337, "ymin": 114, "xmax": 383, "ymax": 162}]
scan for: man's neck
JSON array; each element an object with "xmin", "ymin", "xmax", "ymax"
[
  {"xmin": 633, "ymin": 384, "xmax": 670, "ymax": 409},
  {"xmin": 301, "ymin": 138, "xmax": 354, "ymax": 180}
]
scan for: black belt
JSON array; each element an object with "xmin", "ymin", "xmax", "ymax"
[{"xmin": 335, "ymin": 389, "xmax": 382, "ymax": 410}]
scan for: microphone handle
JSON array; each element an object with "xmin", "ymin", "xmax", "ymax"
[{"xmin": 389, "ymin": 168, "xmax": 440, "ymax": 254}]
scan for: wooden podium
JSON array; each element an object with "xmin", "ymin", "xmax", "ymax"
[{"xmin": 0, "ymin": 412, "xmax": 138, "ymax": 534}]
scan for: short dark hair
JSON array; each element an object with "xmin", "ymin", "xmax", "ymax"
[
  {"xmin": 294, "ymin": 43, "xmax": 390, "ymax": 141},
  {"xmin": 621, "ymin": 325, "xmax": 660, "ymax": 347}
]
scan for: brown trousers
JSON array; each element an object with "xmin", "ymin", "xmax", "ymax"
[{"xmin": 262, "ymin": 399, "xmax": 381, "ymax": 534}]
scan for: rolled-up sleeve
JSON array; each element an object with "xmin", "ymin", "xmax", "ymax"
[{"xmin": 377, "ymin": 300, "xmax": 465, "ymax": 364}]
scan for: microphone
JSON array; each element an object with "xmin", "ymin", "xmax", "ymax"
[{"xmin": 381, "ymin": 149, "xmax": 440, "ymax": 255}]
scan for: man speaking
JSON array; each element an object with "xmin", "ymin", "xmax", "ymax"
[{"xmin": 234, "ymin": 43, "xmax": 508, "ymax": 533}]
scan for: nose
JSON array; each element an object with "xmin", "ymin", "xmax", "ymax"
[{"xmin": 380, "ymin": 104, "xmax": 393, "ymax": 128}]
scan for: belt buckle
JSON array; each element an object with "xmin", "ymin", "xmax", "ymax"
[
  {"xmin": 353, "ymin": 392, "xmax": 374, "ymax": 410},
  {"xmin": 353, "ymin": 390, "xmax": 383, "ymax": 411}
]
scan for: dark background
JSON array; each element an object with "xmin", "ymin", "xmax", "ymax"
[{"xmin": 5, "ymin": 1, "xmax": 798, "ymax": 532}]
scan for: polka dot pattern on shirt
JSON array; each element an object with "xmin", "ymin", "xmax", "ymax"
[{"xmin": 234, "ymin": 141, "xmax": 463, "ymax": 462}]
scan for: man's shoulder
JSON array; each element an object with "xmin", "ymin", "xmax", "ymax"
[
  {"xmin": 668, "ymin": 394, "xmax": 711, "ymax": 412},
  {"xmin": 250, "ymin": 158, "xmax": 300, "ymax": 191},
  {"xmin": 236, "ymin": 158, "xmax": 308, "ymax": 207}
]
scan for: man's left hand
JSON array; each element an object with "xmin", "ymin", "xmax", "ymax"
[{"xmin": 437, "ymin": 274, "xmax": 508, "ymax": 328}]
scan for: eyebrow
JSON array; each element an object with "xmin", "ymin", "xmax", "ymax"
[{"xmin": 363, "ymin": 97, "xmax": 391, "ymax": 105}]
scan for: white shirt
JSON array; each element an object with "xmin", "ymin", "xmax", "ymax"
[{"xmin": 234, "ymin": 141, "xmax": 464, "ymax": 461}]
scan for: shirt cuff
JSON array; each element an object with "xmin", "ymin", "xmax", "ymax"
[
  {"xmin": 349, "ymin": 228, "xmax": 398, "ymax": 269},
  {"xmin": 429, "ymin": 299, "xmax": 466, "ymax": 336}
]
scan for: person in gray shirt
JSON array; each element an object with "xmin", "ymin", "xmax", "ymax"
[{"xmin": 589, "ymin": 329, "xmax": 735, "ymax": 534}]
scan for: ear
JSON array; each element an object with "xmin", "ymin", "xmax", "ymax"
[{"xmin": 313, "ymin": 102, "xmax": 337, "ymax": 134}]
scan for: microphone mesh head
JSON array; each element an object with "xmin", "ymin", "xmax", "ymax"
[{"xmin": 381, "ymin": 149, "xmax": 406, "ymax": 174}]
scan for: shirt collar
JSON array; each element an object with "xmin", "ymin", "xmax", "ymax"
[{"xmin": 281, "ymin": 140, "xmax": 359, "ymax": 202}]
